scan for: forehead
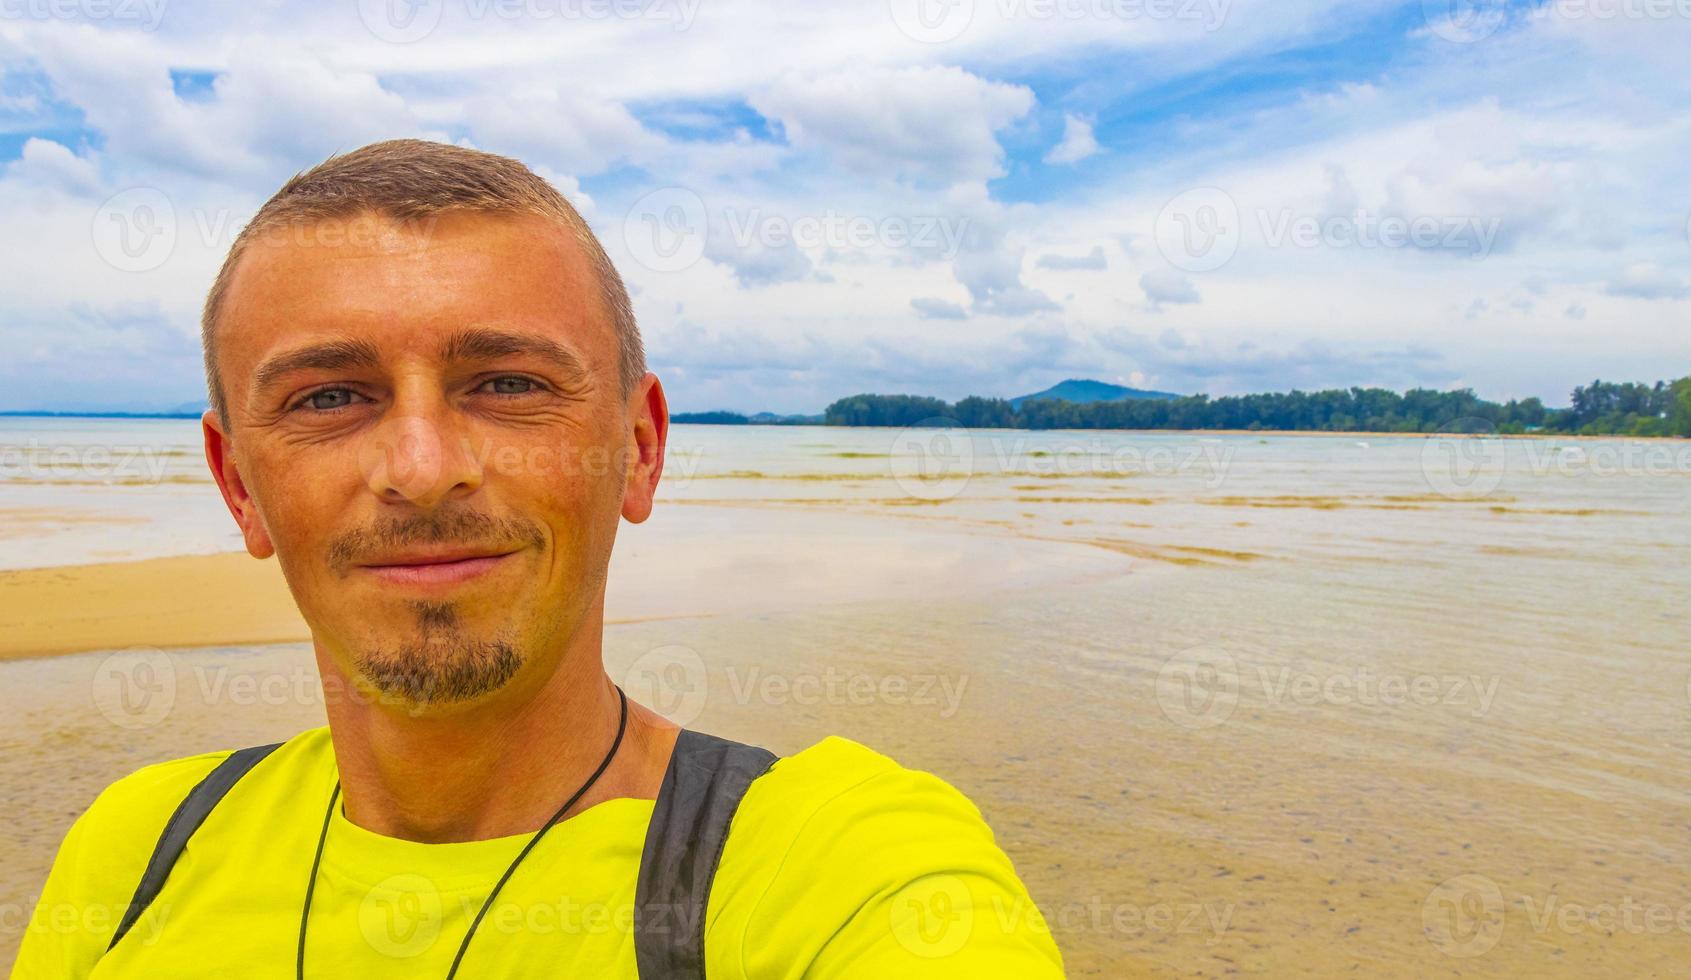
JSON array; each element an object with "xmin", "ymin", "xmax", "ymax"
[{"xmin": 217, "ymin": 210, "xmax": 612, "ymax": 377}]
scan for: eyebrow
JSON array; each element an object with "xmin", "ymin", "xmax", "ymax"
[
  {"xmin": 251, "ymin": 339, "xmax": 382, "ymax": 398},
  {"xmin": 249, "ymin": 328, "xmax": 590, "ymax": 402},
  {"xmin": 438, "ymin": 327, "xmax": 589, "ymax": 383}
]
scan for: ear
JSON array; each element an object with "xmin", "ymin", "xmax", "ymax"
[
  {"xmin": 202, "ymin": 409, "xmax": 275, "ymax": 559},
  {"xmin": 620, "ymin": 373, "xmax": 668, "ymax": 524}
]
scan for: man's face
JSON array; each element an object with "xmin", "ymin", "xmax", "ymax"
[{"xmin": 204, "ymin": 210, "xmax": 662, "ymax": 710}]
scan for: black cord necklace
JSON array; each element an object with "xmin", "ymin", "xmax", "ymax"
[{"xmin": 296, "ymin": 686, "xmax": 630, "ymax": 980}]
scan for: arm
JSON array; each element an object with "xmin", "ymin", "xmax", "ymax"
[
  {"xmin": 9, "ymin": 753, "xmax": 225, "ymax": 980},
  {"xmin": 712, "ymin": 749, "xmax": 1066, "ymax": 979}
]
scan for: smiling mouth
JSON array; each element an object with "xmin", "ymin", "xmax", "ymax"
[{"xmin": 357, "ymin": 550, "xmax": 521, "ymax": 588}]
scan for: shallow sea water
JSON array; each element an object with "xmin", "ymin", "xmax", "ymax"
[{"xmin": 3, "ymin": 420, "xmax": 1690, "ymax": 976}]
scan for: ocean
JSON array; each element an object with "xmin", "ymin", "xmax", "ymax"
[{"xmin": 3, "ymin": 418, "xmax": 1690, "ymax": 976}]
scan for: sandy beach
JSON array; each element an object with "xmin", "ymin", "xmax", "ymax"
[
  {"xmin": 0, "ymin": 499, "xmax": 1125, "ymax": 661},
  {"xmin": 4, "ymin": 421, "xmax": 1690, "ymax": 977},
  {"xmin": 0, "ymin": 553, "xmax": 307, "ymax": 659}
]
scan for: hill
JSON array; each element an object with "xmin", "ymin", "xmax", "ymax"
[{"xmin": 1009, "ymin": 378, "xmax": 1180, "ymax": 408}]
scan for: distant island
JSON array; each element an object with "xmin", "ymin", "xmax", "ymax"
[
  {"xmin": 676, "ymin": 377, "xmax": 1691, "ymax": 437},
  {"xmin": 0, "ymin": 400, "xmax": 209, "ymax": 419},
  {"xmin": 818, "ymin": 378, "xmax": 1691, "ymax": 437},
  {"xmin": 0, "ymin": 409, "xmax": 205, "ymax": 419},
  {"xmin": 671, "ymin": 410, "xmax": 824, "ymax": 426},
  {"xmin": 674, "ymin": 379, "xmax": 1173, "ymax": 428}
]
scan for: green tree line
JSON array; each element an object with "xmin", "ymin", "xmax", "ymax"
[{"xmin": 822, "ymin": 378, "xmax": 1691, "ymax": 436}]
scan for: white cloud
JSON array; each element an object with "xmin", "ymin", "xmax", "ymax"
[
  {"xmin": 18, "ymin": 30, "xmax": 427, "ymax": 183},
  {"xmin": 955, "ymin": 245, "xmax": 1060, "ymax": 316},
  {"xmin": 1045, "ymin": 113, "xmax": 1099, "ymax": 165},
  {"xmin": 911, "ymin": 297, "xmax": 967, "ymax": 320},
  {"xmin": 1605, "ymin": 263, "xmax": 1689, "ymax": 301},
  {"xmin": 703, "ymin": 229, "xmax": 815, "ymax": 289},
  {"xmin": 6, "ymin": 139, "xmax": 99, "ymax": 195},
  {"xmin": 531, "ymin": 167, "xmax": 595, "ymax": 216},
  {"xmin": 750, "ymin": 65, "xmax": 1034, "ymax": 184},
  {"xmin": 1036, "ymin": 246, "xmax": 1107, "ymax": 270},
  {"xmin": 464, "ymin": 90, "xmax": 664, "ymax": 176},
  {"xmin": 1140, "ymin": 269, "xmax": 1201, "ymax": 307},
  {"xmin": 0, "ymin": 0, "xmax": 1687, "ymax": 413}
]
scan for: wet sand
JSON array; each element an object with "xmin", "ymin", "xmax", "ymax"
[
  {"xmin": 4, "ymin": 424, "xmax": 1690, "ymax": 976},
  {"xmin": 0, "ymin": 504, "xmax": 1125, "ymax": 660},
  {"xmin": 0, "ymin": 553, "xmax": 307, "ymax": 659}
]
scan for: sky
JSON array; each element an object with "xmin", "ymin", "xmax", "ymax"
[{"xmin": 1, "ymin": 0, "xmax": 1688, "ymax": 414}]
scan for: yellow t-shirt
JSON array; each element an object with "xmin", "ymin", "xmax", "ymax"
[{"xmin": 12, "ymin": 728, "xmax": 1064, "ymax": 978}]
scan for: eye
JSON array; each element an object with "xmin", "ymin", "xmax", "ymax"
[
  {"xmin": 481, "ymin": 376, "xmax": 544, "ymax": 396},
  {"xmin": 295, "ymin": 387, "xmax": 364, "ymax": 412}
]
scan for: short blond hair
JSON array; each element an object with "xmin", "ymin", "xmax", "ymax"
[{"xmin": 201, "ymin": 139, "xmax": 642, "ymax": 426}]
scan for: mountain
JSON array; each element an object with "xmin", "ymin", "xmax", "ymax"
[{"xmin": 1009, "ymin": 378, "xmax": 1181, "ymax": 408}]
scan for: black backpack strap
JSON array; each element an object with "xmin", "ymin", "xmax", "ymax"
[
  {"xmin": 635, "ymin": 729, "xmax": 778, "ymax": 979},
  {"xmin": 106, "ymin": 742, "xmax": 283, "ymax": 952}
]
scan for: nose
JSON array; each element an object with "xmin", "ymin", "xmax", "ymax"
[{"xmin": 358, "ymin": 410, "xmax": 483, "ymax": 509}]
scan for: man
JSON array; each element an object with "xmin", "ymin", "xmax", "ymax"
[{"xmin": 12, "ymin": 140, "xmax": 1062, "ymax": 978}]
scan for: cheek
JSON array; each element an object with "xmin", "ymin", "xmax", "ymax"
[
  {"xmin": 246, "ymin": 446, "xmax": 355, "ymax": 556},
  {"xmin": 486, "ymin": 439, "xmax": 625, "ymax": 552},
  {"xmin": 491, "ymin": 443, "xmax": 617, "ymax": 522}
]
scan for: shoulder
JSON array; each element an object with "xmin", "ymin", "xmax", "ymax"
[
  {"xmin": 730, "ymin": 735, "xmax": 996, "ymax": 854},
  {"xmin": 14, "ymin": 729, "xmax": 330, "ymax": 978},
  {"xmin": 707, "ymin": 736, "xmax": 1065, "ymax": 978},
  {"xmin": 75, "ymin": 727, "xmax": 330, "ymax": 857},
  {"xmin": 61, "ymin": 727, "xmax": 331, "ymax": 869},
  {"xmin": 723, "ymin": 735, "xmax": 1020, "ymax": 889},
  {"xmin": 60, "ymin": 748, "xmax": 238, "ymax": 893}
]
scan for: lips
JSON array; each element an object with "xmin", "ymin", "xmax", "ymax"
[{"xmin": 357, "ymin": 548, "xmax": 520, "ymax": 588}]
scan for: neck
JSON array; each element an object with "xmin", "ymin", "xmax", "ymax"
[{"xmin": 315, "ymin": 607, "xmax": 679, "ymax": 843}]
